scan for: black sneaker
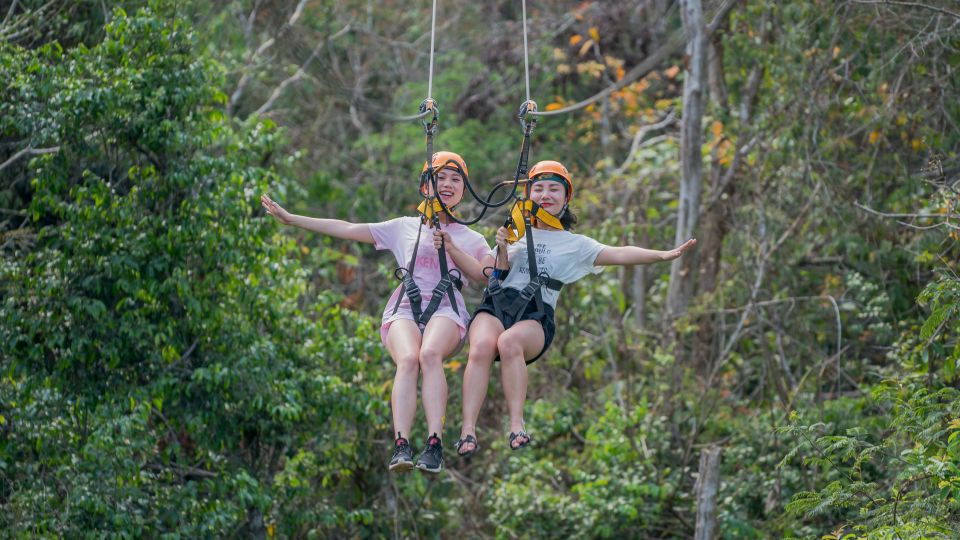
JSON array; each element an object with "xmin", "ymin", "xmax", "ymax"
[
  {"xmin": 415, "ymin": 433, "xmax": 444, "ymax": 474},
  {"xmin": 389, "ymin": 435, "xmax": 415, "ymax": 472}
]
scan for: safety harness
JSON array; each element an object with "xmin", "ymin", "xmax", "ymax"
[
  {"xmin": 391, "ymin": 100, "xmax": 464, "ymax": 328},
  {"xmin": 483, "ymin": 101, "xmax": 565, "ymax": 322}
]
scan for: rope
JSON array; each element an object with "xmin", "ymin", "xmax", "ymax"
[
  {"xmin": 521, "ymin": 0, "xmax": 531, "ymax": 103},
  {"xmin": 427, "ymin": 0, "xmax": 438, "ymax": 99}
]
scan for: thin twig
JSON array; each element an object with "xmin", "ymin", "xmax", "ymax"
[
  {"xmin": 612, "ymin": 113, "xmax": 677, "ymax": 175},
  {"xmin": 854, "ymin": 201, "xmax": 960, "ymax": 219},
  {"xmin": 851, "ymin": 0, "xmax": 960, "ymax": 20}
]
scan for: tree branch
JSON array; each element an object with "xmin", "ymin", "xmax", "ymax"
[
  {"xmin": 707, "ymin": 0, "xmax": 739, "ymax": 36},
  {"xmin": 0, "ymin": 146, "xmax": 59, "ymax": 173},
  {"xmin": 851, "ymin": 0, "xmax": 960, "ymax": 20},
  {"xmin": 253, "ymin": 23, "xmax": 352, "ymax": 117},
  {"xmin": 531, "ymin": 31, "xmax": 686, "ymax": 117},
  {"xmin": 854, "ymin": 201, "xmax": 960, "ymax": 220},
  {"xmin": 612, "ymin": 112, "xmax": 677, "ymax": 175}
]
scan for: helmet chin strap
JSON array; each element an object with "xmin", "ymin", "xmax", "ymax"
[{"xmin": 556, "ymin": 202, "xmax": 568, "ymax": 220}]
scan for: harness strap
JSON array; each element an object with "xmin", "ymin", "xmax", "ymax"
[
  {"xmin": 430, "ymin": 213, "xmax": 460, "ymax": 318},
  {"xmin": 522, "ymin": 213, "xmax": 546, "ymax": 315},
  {"xmin": 419, "ymin": 269, "xmax": 463, "ymax": 325},
  {"xmin": 417, "ymin": 198, "xmax": 452, "ymax": 224},
  {"xmin": 505, "ymin": 199, "xmax": 562, "ymax": 244},
  {"xmin": 394, "ymin": 202, "xmax": 468, "ymax": 327},
  {"xmin": 485, "ymin": 278, "xmax": 505, "ymax": 319},
  {"xmin": 392, "ymin": 217, "xmax": 427, "ymax": 319}
]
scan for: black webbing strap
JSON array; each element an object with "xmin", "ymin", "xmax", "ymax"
[
  {"xmin": 419, "ymin": 269, "xmax": 462, "ymax": 325},
  {"xmin": 417, "ymin": 213, "xmax": 462, "ymax": 325},
  {"xmin": 434, "ymin": 214, "xmax": 458, "ymax": 315},
  {"xmin": 503, "ymin": 212, "xmax": 545, "ymax": 318},
  {"xmin": 485, "ymin": 279, "xmax": 506, "ymax": 319},
  {"xmin": 483, "ymin": 100, "xmax": 537, "ymax": 313},
  {"xmin": 392, "ymin": 218, "xmax": 426, "ymax": 321}
]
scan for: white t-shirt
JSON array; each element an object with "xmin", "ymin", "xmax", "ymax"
[{"xmin": 494, "ymin": 229, "xmax": 606, "ymax": 309}]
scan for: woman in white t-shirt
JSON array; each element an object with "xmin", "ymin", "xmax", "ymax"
[
  {"xmin": 261, "ymin": 151, "xmax": 492, "ymax": 473},
  {"xmin": 443, "ymin": 160, "xmax": 696, "ymax": 455}
]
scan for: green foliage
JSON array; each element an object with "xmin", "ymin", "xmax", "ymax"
[
  {"xmin": 0, "ymin": 5, "xmax": 389, "ymax": 536},
  {"xmin": 487, "ymin": 398, "xmax": 681, "ymax": 538},
  {"xmin": 778, "ymin": 381, "xmax": 960, "ymax": 538}
]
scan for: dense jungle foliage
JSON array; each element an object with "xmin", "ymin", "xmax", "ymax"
[{"xmin": 1, "ymin": 0, "xmax": 958, "ymax": 538}]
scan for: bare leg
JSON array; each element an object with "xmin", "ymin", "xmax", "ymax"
[
  {"xmin": 497, "ymin": 320, "xmax": 545, "ymax": 447},
  {"xmin": 419, "ymin": 316, "xmax": 462, "ymax": 438},
  {"xmin": 458, "ymin": 313, "xmax": 504, "ymax": 454},
  {"xmin": 385, "ymin": 319, "xmax": 422, "ymax": 439}
]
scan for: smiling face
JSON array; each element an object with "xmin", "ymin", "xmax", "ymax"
[
  {"xmin": 528, "ymin": 179, "xmax": 568, "ymax": 215},
  {"xmin": 424, "ymin": 168, "xmax": 465, "ymax": 207}
]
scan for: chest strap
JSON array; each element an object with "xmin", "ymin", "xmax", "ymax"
[{"xmin": 391, "ymin": 210, "xmax": 463, "ymax": 328}]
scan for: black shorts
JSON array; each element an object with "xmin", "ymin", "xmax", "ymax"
[{"xmin": 472, "ymin": 287, "xmax": 556, "ymax": 364}]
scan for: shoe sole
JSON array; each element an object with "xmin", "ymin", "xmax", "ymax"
[
  {"xmin": 389, "ymin": 461, "xmax": 414, "ymax": 472},
  {"xmin": 415, "ymin": 463, "xmax": 443, "ymax": 474}
]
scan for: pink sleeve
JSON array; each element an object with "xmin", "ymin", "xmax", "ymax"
[
  {"xmin": 368, "ymin": 217, "xmax": 406, "ymax": 251},
  {"xmin": 469, "ymin": 231, "xmax": 492, "ymax": 261}
]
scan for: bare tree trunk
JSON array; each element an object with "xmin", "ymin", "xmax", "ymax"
[
  {"xmin": 247, "ymin": 507, "xmax": 266, "ymax": 539},
  {"xmin": 666, "ymin": 0, "xmax": 706, "ymax": 321},
  {"xmin": 693, "ymin": 4, "xmax": 766, "ymax": 372},
  {"xmin": 692, "ymin": 198, "xmax": 729, "ymax": 370},
  {"xmin": 694, "ymin": 446, "xmax": 722, "ymax": 540}
]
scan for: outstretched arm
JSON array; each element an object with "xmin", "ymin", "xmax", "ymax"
[
  {"xmin": 593, "ymin": 238, "xmax": 697, "ymax": 266},
  {"xmin": 261, "ymin": 193, "xmax": 375, "ymax": 244},
  {"xmin": 433, "ymin": 229, "xmax": 495, "ymax": 283}
]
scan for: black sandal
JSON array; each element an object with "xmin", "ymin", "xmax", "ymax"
[
  {"xmin": 455, "ymin": 434, "xmax": 480, "ymax": 458},
  {"xmin": 508, "ymin": 430, "xmax": 531, "ymax": 451}
]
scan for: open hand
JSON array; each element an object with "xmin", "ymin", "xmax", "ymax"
[
  {"xmin": 261, "ymin": 193, "xmax": 293, "ymax": 225},
  {"xmin": 662, "ymin": 238, "xmax": 697, "ymax": 261}
]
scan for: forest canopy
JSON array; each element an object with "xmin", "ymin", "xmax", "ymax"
[{"xmin": 1, "ymin": 0, "xmax": 958, "ymax": 538}]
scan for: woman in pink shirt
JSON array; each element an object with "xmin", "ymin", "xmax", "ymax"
[{"xmin": 261, "ymin": 152, "xmax": 492, "ymax": 473}]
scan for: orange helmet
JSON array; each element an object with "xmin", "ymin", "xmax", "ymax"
[
  {"xmin": 422, "ymin": 151, "xmax": 469, "ymax": 177},
  {"xmin": 528, "ymin": 160, "xmax": 573, "ymax": 199}
]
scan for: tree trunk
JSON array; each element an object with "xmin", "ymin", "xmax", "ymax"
[
  {"xmin": 666, "ymin": 0, "xmax": 706, "ymax": 322},
  {"xmin": 692, "ymin": 199, "xmax": 729, "ymax": 370},
  {"xmin": 694, "ymin": 446, "xmax": 722, "ymax": 540},
  {"xmin": 247, "ymin": 507, "xmax": 266, "ymax": 539}
]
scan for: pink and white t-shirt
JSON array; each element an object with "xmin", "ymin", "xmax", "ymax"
[{"xmin": 368, "ymin": 217, "xmax": 490, "ymax": 343}]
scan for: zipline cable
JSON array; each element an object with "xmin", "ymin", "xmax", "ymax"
[
  {"xmin": 427, "ymin": 0, "xmax": 437, "ymax": 99},
  {"xmin": 522, "ymin": 0, "xmax": 531, "ymax": 103}
]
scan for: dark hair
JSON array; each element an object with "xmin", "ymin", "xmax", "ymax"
[{"xmin": 559, "ymin": 206, "xmax": 578, "ymax": 230}]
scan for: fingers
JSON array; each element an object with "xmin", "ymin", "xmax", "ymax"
[
  {"xmin": 260, "ymin": 193, "xmax": 288, "ymax": 223},
  {"xmin": 672, "ymin": 238, "xmax": 696, "ymax": 253},
  {"xmin": 433, "ymin": 229, "xmax": 450, "ymax": 249},
  {"xmin": 260, "ymin": 194, "xmax": 276, "ymax": 212}
]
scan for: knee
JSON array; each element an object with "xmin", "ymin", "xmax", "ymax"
[
  {"xmin": 497, "ymin": 334, "xmax": 523, "ymax": 361},
  {"xmin": 418, "ymin": 346, "xmax": 444, "ymax": 370},
  {"xmin": 395, "ymin": 353, "xmax": 420, "ymax": 376},
  {"xmin": 468, "ymin": 337, "xmax": 498, "ymax": 364}
]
